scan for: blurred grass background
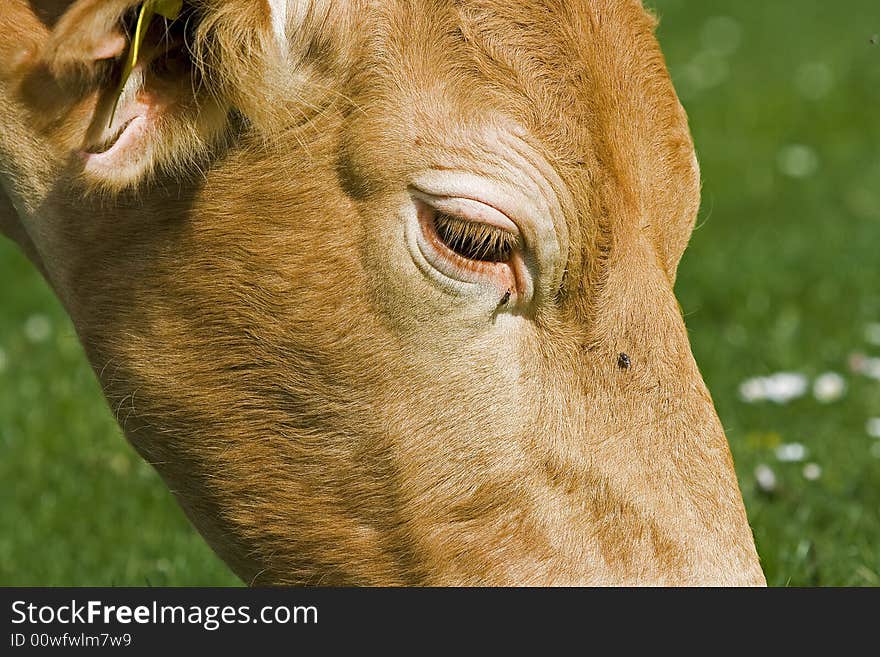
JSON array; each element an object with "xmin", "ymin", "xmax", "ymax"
[{"xmin": 1, "ymin": 0, "xmax": 878, "ymax": 586}]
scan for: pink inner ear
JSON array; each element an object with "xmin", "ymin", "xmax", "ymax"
[{"xmin": 90, "ymin": 32, "xmax": 126, "ymax": 61}]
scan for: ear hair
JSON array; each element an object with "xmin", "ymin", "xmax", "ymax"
[
  {"xmin": 188, "ymin": 0, "xmax": 342, "ymax": 138},
  {"xmin": 41, "ymin": 0, "xmax": 140, "ymax": 83},
  {"xmin": 40, "ymin": 0, "xmax": 347, "ymax": 167},
  {"xmin": 187, "ymin": 0, "xmax": 292, "ymax": 134},
  {"xmin": 268, "ymin": 0, "xmax": 289, "ymax": 47}
]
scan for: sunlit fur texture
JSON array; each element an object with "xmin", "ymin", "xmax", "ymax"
[{"xmin": 0, "ymin": 0, "xmax": 765, "ymax": 585}]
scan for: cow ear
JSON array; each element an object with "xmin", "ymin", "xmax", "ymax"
[
  {"xmin": 41, "ymin": 0, "xmax": 135, "ymax": 83},
  {"xmin": 35, "ymin": 1, "xmax": 308, "ymax": 192},
  {"xmin": 35, "ymin": 0, "xmax": 348, "ymax": 191},
  {"xmin": 185, "ymin": 0, "xmax": 295, "ymax": 135},
  {"xmin": 189, "ymin": 1, "xmax": 350, "ymax": 135},
  {"xmin": 35, "ymin": 1, "xmax": 233, "ymax": 191}
]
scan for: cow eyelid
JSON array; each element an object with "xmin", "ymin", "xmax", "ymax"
[{"xmin": 431, "ymin": 211, "xmax": 518, "ymax": 263}]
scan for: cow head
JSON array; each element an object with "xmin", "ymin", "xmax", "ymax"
[{"xmin": 0, "ymin": 0, "xmax": 765, "ymax": 585}]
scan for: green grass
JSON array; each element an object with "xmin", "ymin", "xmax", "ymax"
[
  {"xmin": 0, "ymin": 249, "xmax": 238, "ymax": 586},
  {"xmin": 1, "ymin": 0, "xmax": 878, "ymax": 586},
  {"xmin": 655, "ymin": 0, "xmax": 880, "ymax": 585}
]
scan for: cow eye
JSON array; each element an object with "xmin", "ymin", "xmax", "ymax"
[
  {"xmin": 408, "ymin": 191, "xmax": 528, "ymax": 303},
  {"xmin": 431, "ymin": 211, "xmax": 518, "ymax": 263}
]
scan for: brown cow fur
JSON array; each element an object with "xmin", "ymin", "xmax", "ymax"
[{"xmin": 0, "ymin": 0, "xmax": 765, "ymax": 585}]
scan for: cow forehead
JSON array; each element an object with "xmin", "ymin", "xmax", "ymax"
[
  {"xmin": 260, "ymin": 1, "xmax": 672, "ymax": 161},
  {"xmin": 350, "ymin": 1, "xmax": 673, "ymax": 154}
]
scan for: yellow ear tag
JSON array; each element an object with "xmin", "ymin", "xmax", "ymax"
[{"xmin": 108, "ymin": 0, "xmax": 183, "ymax": 127}]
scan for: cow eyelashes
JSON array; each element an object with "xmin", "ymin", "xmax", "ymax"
[
  {"xmin": 432, "ymin": 212, "xmax": 518, "ymax": 263},
  {"xmin": 409, "ymin": 192, "xmax": 525, "ymax": 300}
]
